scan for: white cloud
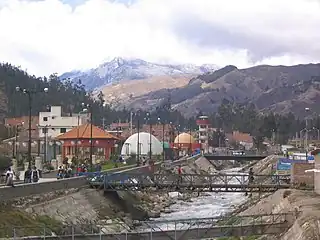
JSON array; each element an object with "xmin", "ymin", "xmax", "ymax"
[{"xmin": 0, "ymin": 0, "xmax": 319, "ymax": 76}]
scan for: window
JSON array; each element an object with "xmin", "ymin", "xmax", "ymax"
[
  {"xmin": 43, "ymin": 117, "xmax": 48, "ymax": 121},
  {"xmin": 52, "ymin": 116, "xmax": 55, "ymax": 119},
  {"xmin": 60, "ymin": 128, "xmax": 66, "ymax": 133}
]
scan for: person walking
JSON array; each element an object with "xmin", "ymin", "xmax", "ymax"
[
  {"xmin": 24, "ymin": 168, "xmax": 31, "ymax": 183},
  {"xmin": 31, "ymin": 166, "xmax": 40, "ymax": 183},
  {"xmin": 5, "ymin": 167, "xmax": 15, "ymax": 187}
]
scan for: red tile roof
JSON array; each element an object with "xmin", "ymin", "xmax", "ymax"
[{"xmin": 56, "ymin": 124, "xmax": 119, "ymax": 140}]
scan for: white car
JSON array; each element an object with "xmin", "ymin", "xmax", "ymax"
[{"xmin": 232, "ymin": 151, "xmax": 245, "ymax": 156}]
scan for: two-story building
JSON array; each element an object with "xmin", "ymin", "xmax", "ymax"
[{"xmin": 38, "ymin": 106, "xmax": 89, "ymax": 138}]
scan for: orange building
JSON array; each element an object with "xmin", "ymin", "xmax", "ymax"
[
  {"xmin": 172, "ymin": 132, "xmax": 201, "ymax": 155},
  {"xmin": 56, "ymin": 124, "xmax": 119, "ymax": 161}
]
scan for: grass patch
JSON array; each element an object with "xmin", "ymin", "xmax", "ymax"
[
  {"xmin": 0, "ymin": 208, "xmax": 63, "ymax": 238},
  {"xmin": 102, "ymin": 162, "xmax": 127, "ymax": 170}
]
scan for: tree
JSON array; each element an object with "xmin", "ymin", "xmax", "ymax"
[{"xmin": 208, "ymin": 129, "xmax": 226, "ymax": 147}]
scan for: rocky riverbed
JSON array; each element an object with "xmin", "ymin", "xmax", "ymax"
[{"xmin": 1, "ymin": 155, "xmax": 253, "ymax": 237}]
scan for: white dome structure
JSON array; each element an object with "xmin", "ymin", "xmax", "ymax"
[{"xmin": 121, "ymin": 132, "xmax": 163, "ymax": 156}]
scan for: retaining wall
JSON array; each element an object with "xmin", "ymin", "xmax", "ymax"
[
  {"xmin": 291, "ymin": 162, "xmax": 314, "ymax": 186},
  {"xmin": 0, "ymin": 155, "xmax": 199, "ymax": 202}
]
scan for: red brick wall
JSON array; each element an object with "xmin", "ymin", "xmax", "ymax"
[{"xmin": 291, "ymin": 162, "xmax": 314, "ymax": 186}]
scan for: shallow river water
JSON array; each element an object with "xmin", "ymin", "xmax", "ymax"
[{"xmin": 147, "ymin": 167, "xmax": 248, "ymax": 230}]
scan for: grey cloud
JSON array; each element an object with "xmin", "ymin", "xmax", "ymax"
[{"xmin": 169, "ymin": 14, "xmax": 298, "ymax": 63}]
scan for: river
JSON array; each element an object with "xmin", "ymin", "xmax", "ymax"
[{"xmin": 147, "ymin": 167, "xmax": 248, "ymax": 230}]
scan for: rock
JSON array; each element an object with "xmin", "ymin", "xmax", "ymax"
[
  {"xmin": 148, "ymin": 211, "xmax": 160, "ymax": 218},
  {"xmin": 162, "ymin": 208, "xmax": 174, "ymax": 213}
]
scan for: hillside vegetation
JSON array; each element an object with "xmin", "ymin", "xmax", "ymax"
[{"xmin": 115, "ymin": 63, "xmax": 320, "ymax": 118}]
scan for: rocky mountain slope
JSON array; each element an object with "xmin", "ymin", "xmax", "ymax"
[
  {"xmin": 112, "ymin": 63, "xmax": 320, "ymax": 118},
  {"xmin": 60, "ymin": 57, "xmax": 218, "ymax": 90},
  {"xmin": 99, "ymin": 75, "xmax": 192, "ymax": 106}
]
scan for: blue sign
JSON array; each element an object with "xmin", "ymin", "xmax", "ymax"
[
  {"xmin": 277, "ymin": 161, "xmax": 291, "ymax": 171},
  {"xmin": 308, "ymin": 155, "xmax": 315, "ymax": 160}
]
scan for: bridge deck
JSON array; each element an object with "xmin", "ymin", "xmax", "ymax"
[
  {"xmin": 99, "ymin": 173, "xmax": 291, "ymax": 192},
  {"xmin": 204, "ymin": 155, "xmax": 267, "ymax": 161}
]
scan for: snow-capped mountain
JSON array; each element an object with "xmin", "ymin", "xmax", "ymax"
[{"xmin": 60, "ymin": 57, "xmax": 218, "ymax": 90}]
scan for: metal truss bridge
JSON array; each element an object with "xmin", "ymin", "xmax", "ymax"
[
  {"xmin": 89, "ymin": 173, "xmax": 291, "ymax": 192},
  {"xmin": 3, "ymin": 213, "xmax": 294, "ymax": 239}
]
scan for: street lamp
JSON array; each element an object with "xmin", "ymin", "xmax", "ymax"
[
  {"xmin": 15, "ymin": 86, "xmax": 48, "ymax": 168},
  {"xmin": 144, "ymin": 112, "xmax": 152, "ymax": 161},
  {"xmin": 158, "ymin": 117, "xmax": 165, "ymax": 161},
  {"xmin": 81, "ymin": 103, "xmax": 93, "ymax": 170}
]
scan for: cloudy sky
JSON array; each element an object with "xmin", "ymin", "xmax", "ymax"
[{"xmin": 0, "ymin": 0, "xmax": 319, "ymax": 76}]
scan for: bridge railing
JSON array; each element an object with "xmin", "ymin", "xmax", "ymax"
[
  {"xmin": 0, "ymin": 212, "xmax": 295, "ymax": 239},
  {"xmin": 103, "ymin": 173, "xmax": 291, "ymax": 186}
]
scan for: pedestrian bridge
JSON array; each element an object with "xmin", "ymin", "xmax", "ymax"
[
  {"xmin": 0, "ymin": 156, "xmax": 200, "ymax": 202},
  {"xmin": 204, "ymin": 154, "xmax": 267, "ymax": 161},
  {"xmin": 90, "ymin": 173, "xmax": 291, "ymax": 192},
  {"xmin": 6, "ymin": 213, "xmax": 294, "ymax": 239}
]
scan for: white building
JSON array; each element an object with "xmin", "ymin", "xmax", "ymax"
[
  {"xmin": 38, "ymin": 106, "xmax": 89, "ymax": 138},
  {"xmin": 196, "ymin": 115, "xmax": 210, "ymax": 153},
  {"xmin": 121, "ymin": 132, "xmax": 163, "ymax": 156}
]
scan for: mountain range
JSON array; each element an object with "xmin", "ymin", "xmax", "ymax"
[
  {"xmin": 103, "ymin": 64, "xmax": 320, "ymax": 118},
  {"xmin": 60, "ymin": 58, "xmax": 320, "ymax": 118},
  {"xmin": 60, "ymin": 57, "xmax": 218, "ymax": 90}
]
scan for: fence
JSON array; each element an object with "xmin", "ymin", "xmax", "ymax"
[{"xmin": 0, "ymin": 213, "xmax": 293, "ymax": 239}]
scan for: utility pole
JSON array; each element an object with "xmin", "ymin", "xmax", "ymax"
[
  {"xmin": 44, "ymin": 125, "xmax": 48, "ymax": 163},
  {"xmin": 130, "ymin": 111, "xmax": 133, "ymax": 136},
  {"xmin": 162, "ymin": 121, "xmax": 165, "ymax": 161},
  {"xmin": 189, "ymin": 126, "xmax": 192, "ymax": 155},
  {"xmin": 137, "ymin": 116, "xmax": 140, "ymax": 166},
  {"xmin": 305, "ymin": 107, "xmax": 310, "ymax": 162},
  {"xmin": 102, "ymin": 117, "xmax": 106, "ymax": 130}
]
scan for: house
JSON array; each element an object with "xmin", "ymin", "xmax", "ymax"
[
  {"xmin": 56, "ymin": 123, "xmax": 119, "ymax": 162},
  {"xmin": 226, "ymin": 131, "xmax": 254, "ymax": 150}
]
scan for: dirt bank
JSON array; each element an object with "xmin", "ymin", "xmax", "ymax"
[
  {"xmin": 218, "ymin": 155, "xmax": 320, "ymax": 240},
  {"xmin": 239, "ymin": 189, "xmax": 320, "ymax": 240}
]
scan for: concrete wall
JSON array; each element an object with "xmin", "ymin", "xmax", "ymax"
[
  {"xmin": 0, "ymin": 177, "xmax": 88, "ymax": 202},
  {"xmin": 0, "ymin": 155, "xmax": 199, "ymax": 202},
  {"xmin": 291, "ymin": 162, "xmax": 314, "ymax": 186},
  {"xmin": 25, "ymin": 189, "xmax": 116, "ymax": 224}
]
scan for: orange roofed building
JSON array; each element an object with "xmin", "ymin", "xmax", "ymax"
[{"xmin": 56, "ymin": 123, "xmax": 119, "ymax": 162}]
